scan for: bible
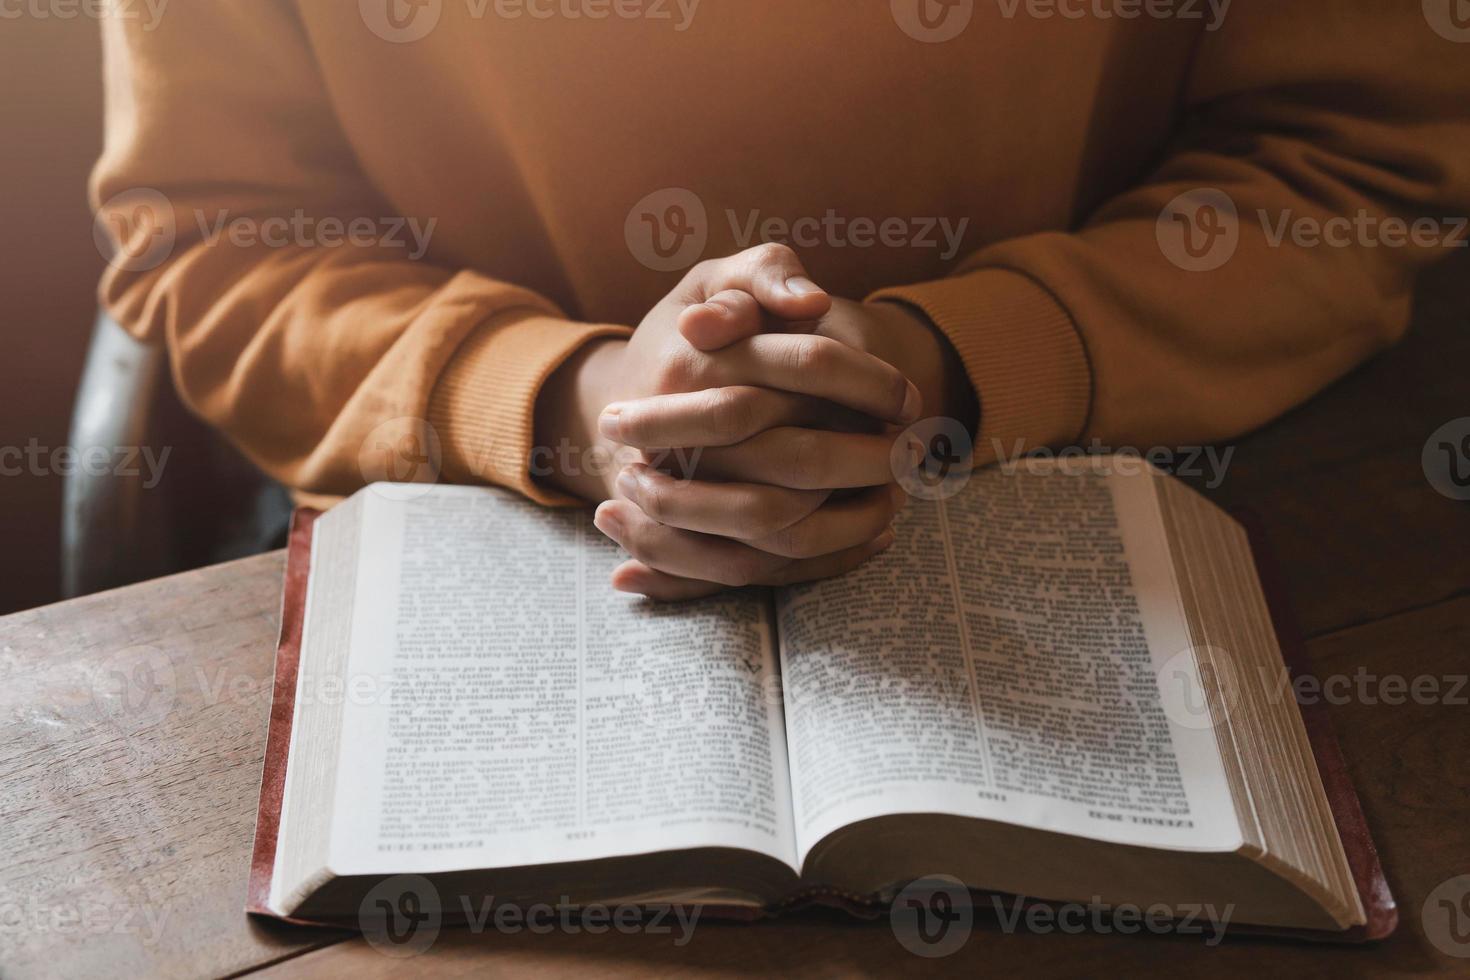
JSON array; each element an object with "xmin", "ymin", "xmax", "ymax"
[{"xmin": 248, "ymin": 457, "xmax": 1394, "ymax": 941}]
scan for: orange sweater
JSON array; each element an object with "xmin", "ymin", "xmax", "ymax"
[{"xmin": 93, "ymin": 2, "xmax": 1470, "ymax": 504}]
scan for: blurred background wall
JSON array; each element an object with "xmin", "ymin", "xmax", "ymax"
[{"xmin": 0, "ymin": 17, "xmax": 104, "ymax": 613}]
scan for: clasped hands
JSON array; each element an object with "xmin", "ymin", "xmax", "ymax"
[{"xmin": 535, "ymin": 244, "xmax": 970, "ymax": 600}]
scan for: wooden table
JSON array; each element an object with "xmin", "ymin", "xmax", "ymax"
[{"xmin": 3, "ymin": 255, "xmax": 1468, "ymax": 978}]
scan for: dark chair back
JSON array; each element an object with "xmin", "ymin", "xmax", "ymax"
[{"xmin": 61, "ymin": 312, "xmax": 292, "ymax": 598}]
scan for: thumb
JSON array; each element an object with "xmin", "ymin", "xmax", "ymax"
[
  {"xmin": 682, "ymin": 243, "xmax": 832, "ymax": 324},
  {"xmin": 677, "ymin": 289, "xmax": 771, "ymax": 351}
]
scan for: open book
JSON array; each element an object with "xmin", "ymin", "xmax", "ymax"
[{"xmin": 248, "ymin": 458, "xmax": 1394, "ymax": 940}]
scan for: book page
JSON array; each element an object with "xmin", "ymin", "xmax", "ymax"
[
  {"xmin": 325, "ymin": 486, "xmax": 798, "ymax": 876},
  {"xmin": 776, "ymin": 459, "xmax": 1241, "ymax": 864}
]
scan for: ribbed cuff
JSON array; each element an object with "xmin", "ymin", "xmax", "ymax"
[
  {"xmin": 869, "ymin": 268, "xmax": 1092, "ymax": 464},
  {"xmin": 429, "ymin": 311, "xmax": 633, "ymax": 506}
]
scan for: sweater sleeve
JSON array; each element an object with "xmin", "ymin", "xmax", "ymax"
[
  {"xmin": 872, "ymin": 2, "xmax": 1470, "ymax": 461},
  {"xmin": 90, "ymin": 1, "xmax": 627, "ymax": 505}
]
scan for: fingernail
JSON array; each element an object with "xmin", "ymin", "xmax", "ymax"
[
  {"xmin": 702, "ymin": 300, "xmax": 731, "ymax": 317},
  {"xmin": 785, "ymin": 276, "xmax": 822, "ymax": 297},
  {"xmin": 593, "ymin": 502, "xmax": 624, "ymax": 541},
  {"xmin": 899, "ymin": 382, "xmax": 923, "ymax": 424},
  {"xmin": 598, "ymin": 405, "xmax": 624, "ymax": 441},
  {"xmin": 616, "ymin": 466, "xmax": 640, "ymax": 500},
  {"xmin": 874, "ymin": 528, "xmax": 897, "ymax": 551}
]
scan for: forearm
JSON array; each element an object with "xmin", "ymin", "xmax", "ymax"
[
  {"xmin": 875, "ymin": 3, "xmax": 1470, "ymax": 456},
  {"xmin": 96, "ymin": 2, "xmax": 631, "ymax": 503}
]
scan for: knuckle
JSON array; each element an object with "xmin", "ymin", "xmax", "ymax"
[
  {"xmin": 728, "ymin": 565, "xmax": 756, "ymax": 589},
  {"xmin": 751, "ymin": 497, "xmax": 798, "ymax": 539},
  {"xmin": 803, "ymin": 336, "xmax": 832, "ymax": 372},
  {"xmin": 772, "ymin": 522, "xmax": 815, "ymax": 559},
  {"xmin": 621, "ymin": 532, "xmax": 652, "ymax": 562},
  {"xmin": 723, "ymin": 289, "xmax": 758, "ymax": 314},
  {"xmin": 689, "ymin": 257, "xmax": 720, "ymax": 282},
  {"xmin": 732, "ymin": 552, "xmax": 776, "ymax": 590},
  {"xmin": 753, "ymin": 241, "xmax": 796, "ymax": 265},
  {"xmin": 719, "ymin": 554, "xmax": 759, "ymax": 588},
  {"xmin": 654, "ymin": 347, "xmax": 703, "ymax": 394},
  {"xmin": 707, "ymin": 387, "xmax": 752, "ymax": 444},
  {"xmin": 783, "ymin": 430, "xmax": 823, "ymax": 488},
  {"xmin": 886, "ymin": 367, "xmax": 910, "ymax": 417},
  {"xmin": 793, "ymin": 335, "xmax": 835, "ymax": 376},
  {"xmin": 651, "ymin": 361, "xmax": 680, "ymax": 394},
  {"xmin": 615, "ymin": 517, "xmax": 658, "ymax": 563},
  {"xmin": 637, "ymin": 478, "xmax": 669, "ymax": 522}
]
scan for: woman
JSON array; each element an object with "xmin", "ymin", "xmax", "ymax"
[{"xmin": 93, "ymin": 1, "xmax": 1470, "ymax": 597}]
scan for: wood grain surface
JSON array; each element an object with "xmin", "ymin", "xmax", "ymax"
[{"xmin": 2, "ymin": 254, "xmax": 1466, "ymax": 977}]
